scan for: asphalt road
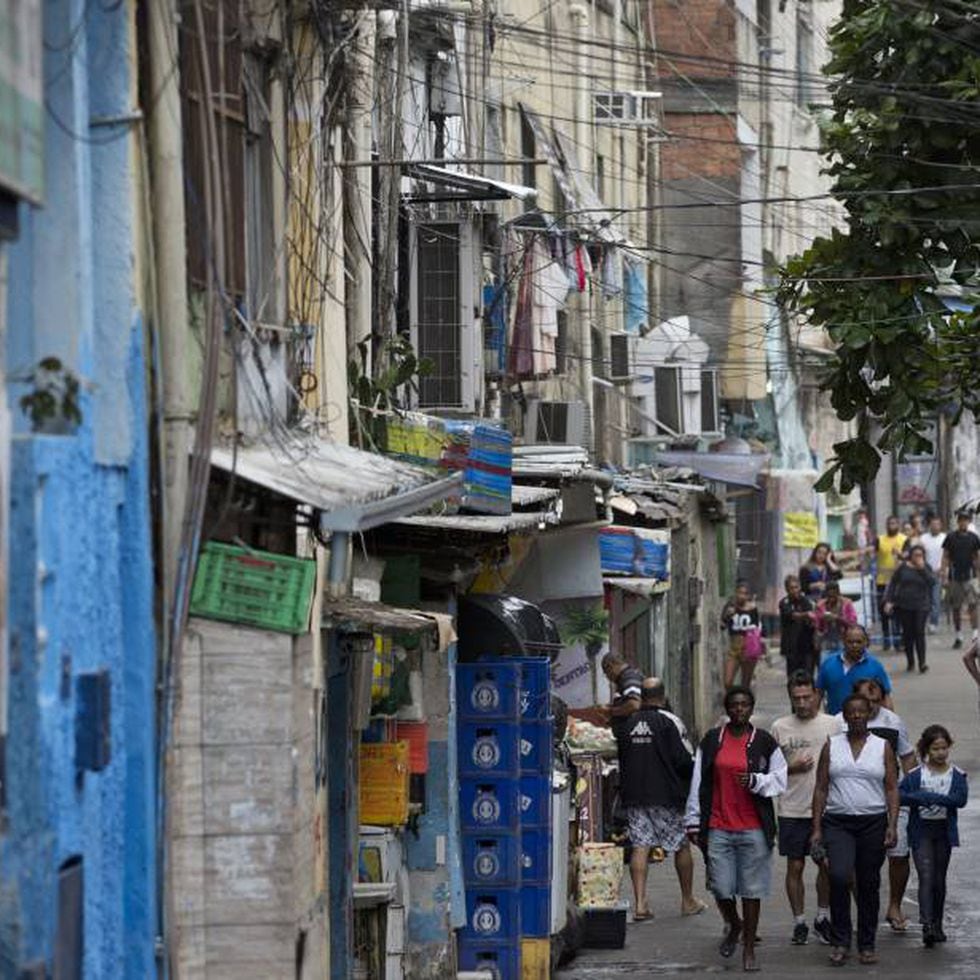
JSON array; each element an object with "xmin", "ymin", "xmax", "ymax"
[{"xmin": 559, "ymin": 626, "xmax": 980, "ymax": 977}]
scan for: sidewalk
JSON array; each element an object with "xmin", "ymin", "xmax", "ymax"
[{"xmin": 559, "ymin": 626, "xmax": 980, "ymax": 977}]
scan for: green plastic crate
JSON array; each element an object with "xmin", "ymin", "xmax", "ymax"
[{"xmin": 189, "ymin": 542, "xmax": 317, "ymax": 634}]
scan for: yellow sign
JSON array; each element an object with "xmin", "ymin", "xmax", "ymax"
[{"xmin": 784, "ymin": 512, "xmax": 819, "ymax": 549}]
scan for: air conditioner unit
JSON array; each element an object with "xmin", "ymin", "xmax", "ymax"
[
  {"xmin": 593, "ymin": 90, "xmax": 662, "ymax": 126},
  {"xmin": 609, "ymin": 333, "xmax": 635, "ymax": 380},
  {"xmin": 524, "ymin": 400, "xmax": 590, "ymax": 446}
]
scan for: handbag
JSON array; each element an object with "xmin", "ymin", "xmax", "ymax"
[{"xmin": 742, "ymin": 627, "xmax": 764, "ymax": 661}]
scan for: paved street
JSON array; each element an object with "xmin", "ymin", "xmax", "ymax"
[{"xmin": 560, "ymin": 626, "xmax": 980, "ymax": 978}]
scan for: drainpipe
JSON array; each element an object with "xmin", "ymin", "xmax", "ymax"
[
  {"xmin": 147, "ymin": 0, "xmax": 191, "ymax": 631},
  {"xmin": 327, "ymin": 530, "xmax": 351, "ymax": 598},
  {"xmin": 570, "ymin": 4, "xmax": 595, "ymax": 453}
]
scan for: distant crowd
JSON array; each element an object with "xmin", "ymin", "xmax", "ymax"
[
  {"xmin": 601, "ymin": 650, "xmax": 969, "ymax": 972},
  {"xmin": 596, "ymin": 504, "xmax": 980, "ymax": 970}
]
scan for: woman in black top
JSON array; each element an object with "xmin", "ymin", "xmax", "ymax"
[
  {"xmin": 884, "ymin": 545, "xmax": 936, "ymax": 673},
  {"xmin": 800, "ymin": 542, "xmax": 841, "ymax": 600}
]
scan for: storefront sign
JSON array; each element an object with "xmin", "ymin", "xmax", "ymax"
[{"xmin": 783, "ymin": 511, "xmax": 819, "ymax": 549}]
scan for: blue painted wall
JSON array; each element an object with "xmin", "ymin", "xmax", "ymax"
[{"xmin": 1, "ymin": 0, "xmax": 158, "ymax": 975}]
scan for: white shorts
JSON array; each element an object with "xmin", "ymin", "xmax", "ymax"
[{"xmin": 887, "ymin": 807, "xmax": 910, "ymax": 858}]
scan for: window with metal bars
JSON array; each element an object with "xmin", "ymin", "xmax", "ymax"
[{"xmin": 416, "ymin": 223, "xmax": 462, "ymax": 407}]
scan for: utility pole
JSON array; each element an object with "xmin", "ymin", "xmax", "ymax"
[
  {"xmin": 643, "ymin": 1, "xmax": 663, "ymax": 330},
  {"xmin": 147, "ymin": 0, "xmax": 190, "ymax": 662},
  {"xmin": 343, "ymin": 8, "xmax": 376, "ymax": 383},
  {"xmin": 374, "ymin": 3, "xmax": 408, "ymax": 381},
  {"xmin": 570, "ymin": 4, "xmax": 595, "ymax": 454}
]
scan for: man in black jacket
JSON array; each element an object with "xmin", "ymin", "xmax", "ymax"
[{"xmin": 613, "ymin": 679, "xmax": 701, "ymax": 920}]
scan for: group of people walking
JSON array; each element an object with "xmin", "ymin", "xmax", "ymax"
[
  {"xmin": 727, "ymin": 510, "xmax": 980, "ymax": 688},
  {"xmin": 601, "ymin": 634, "xmax": 969, "ymax": 973}
]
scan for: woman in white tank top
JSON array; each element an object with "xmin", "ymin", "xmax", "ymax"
[{"xmin": 811, "ymin": 693, "xmax": 899, "ymax": 966}]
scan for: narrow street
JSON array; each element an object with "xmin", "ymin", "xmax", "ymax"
[{"xmin": 561, "ymin": 624, "xmax": 980, "ymax": 978}]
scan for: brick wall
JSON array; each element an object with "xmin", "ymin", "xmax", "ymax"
[
  {"xmin": 652, "ymin": 0, "xmax": 737, "ymax": 77},
  {"xmin": 662, "ymin": 114, "xmax": 740, "ymax": 180}
]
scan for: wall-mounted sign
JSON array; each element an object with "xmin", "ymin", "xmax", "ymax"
[{"xmin": 783, "ymin": 511, "xmax": 819, "ymax": 550}]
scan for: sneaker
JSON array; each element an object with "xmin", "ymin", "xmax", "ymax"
[
  {"xmin": 813, "ymin": 917, "xmax": 833, "ymax": 945},
  {"xmin": 953, "ymin": 638, "xmax": 964, "ymax": 650},
  {"xmin": 792, "ymin": 922, "xmax": 809, "ymax": 945},
  {"xmin": 928, "ymin": 624, "xmax": 937, "ymax": 635}
]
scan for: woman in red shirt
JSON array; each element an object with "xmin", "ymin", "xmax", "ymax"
[{"xmin": 685, "ymin": 687, "xmax": 788, "ymax": 972}]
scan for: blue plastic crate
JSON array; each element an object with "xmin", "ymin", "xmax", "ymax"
[
  {"xmin": 518, "ymin": 718, "xmax": 553, "ymax": 776},
  {"xmin": 520, "ymin": 825, "xmax": 551, "ymax": 884},
  {"xmin": 458, "ymin": 722, "xmax": 519, "ymax": 778},
  {"xmin": 456, "ymin": 939, "xmax": 520, "ymax": 980},
  {"xmin": 518, "ymin": 775, "xmax": 552, "ymax": 827},
  {"xmin": 518, "ymin": 658, "xmax": 551, "ymax": 719},
  {"xmin": 520, "ymin": 882, "xmax": 551, "ymax": 938},
  {"xmin": 462, "ymin": 833, "xmax": 520, "ymax": 887},
  {"xmin": 457, "ymin": 663, "xmax": 521, "ymax": 722},
  {"xmin": 460, "ymin": 778, "xmax": 520, "ymax": 832},
  {"xmin": 462, "ymin": 888, "xmax": 521, "ymax": 942}
]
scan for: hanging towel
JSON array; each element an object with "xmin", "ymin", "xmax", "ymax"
[
  {"xmin": 624, "ymin": 258, "xmax": 648, "ymax": 335},
  {"xmin": 601, "ymin": 247, "xmax": 623, "ymax": 299}
]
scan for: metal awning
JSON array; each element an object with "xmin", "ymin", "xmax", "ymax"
[
  {"xmin": 395, "ymin": 509, "xmax": 559, "ymax": 534},
  {"xmin": 321, "ymin": 595, "xmax": 451, "ymax": 643},
  {"xmin": 652, "ymin": 450, "xmax": 769, "ymax": 489},
  {"xmin": 405, "ymin": 163, "xmax": 537, "ymax": 203},
  {"xmin": 603, "ymin": 576, "xmax": 670, "ymax": 597},
  {"xmin": 210, "ymin": 439, "xmax": 462, "ymax": 533},
  {"xmin": 512, "ymin": 485, "xmax": 561, "ymax": 508}
]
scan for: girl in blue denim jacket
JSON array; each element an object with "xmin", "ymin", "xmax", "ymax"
[{"xmin": 899, "ymin": 725, "xmax": 969, "ymax": 947}]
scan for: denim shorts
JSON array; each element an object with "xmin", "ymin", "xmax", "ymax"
[
  {"xmin": 707, "ymin": 828, "xmax": 772, "ymax": 900},
  {"xmin": 886, "ymin": 807, "xmax": 910, "ymax": 858}
]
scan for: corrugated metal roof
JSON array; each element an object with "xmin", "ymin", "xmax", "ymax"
[
  {"xmin": 395, "ymin": 509, "xmax": 559, "ymax": 534},
  {"xmin": 511, "ymin": 485, "xmax": 561, "ymax": 507},
  {"xmin": 321, "ymin": 597, "xmax": 439, "ymax": 636},
  {"xmin": 210, "ymin": 439, "xmax": 462, "ymax": 532}
]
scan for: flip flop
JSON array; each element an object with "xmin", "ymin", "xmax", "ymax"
[
  {"xmin": 632, "ymin": 911, "xmax": 654, "ymax": 922},
  {"xmin": 682, "ymin": 899, "xmax": 708, "ymax": 916},
  {"xmin": 886, "ymin": 915, "xmax": 909, "ymax": 932},
  {"xmin": 858, "ymin": 950, "xmax": 879, "ymax": 965}
]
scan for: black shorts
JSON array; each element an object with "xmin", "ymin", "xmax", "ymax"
[{"xmin": 778, "ymin": 817, "xmax": 812, "ymax": 859}]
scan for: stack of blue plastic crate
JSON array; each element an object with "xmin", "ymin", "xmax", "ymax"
[
  {"xmin": 517, "ymin": 658, "xmax": 553, "ymax": 942},
  {"xmin": 457, "ymin": 662, "xmax": 523, "ymax": 979}
]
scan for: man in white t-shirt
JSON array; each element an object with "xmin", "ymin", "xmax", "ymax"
[
  {"xmin": 920, "ymin": 515, "xmax": 947, "ymax": 633},
  {"xmin": 771, "ymin": 670, "xmax": 842, "ymax": 945},
  {"xmin": 836, "ymin": 677, "xmax": 917, "ymax": 932}
]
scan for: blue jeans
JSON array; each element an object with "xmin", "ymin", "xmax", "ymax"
[
  {"xmin": 707, "ymin": 828, "xmax": 772, "ymax": 900},
  {"xmin": 929, "ymin": 578, "xmax": 942, "ymax": 627},
  {"xmin": 913, "ymin": 820, "xmax": 952, "ymax": 927}
]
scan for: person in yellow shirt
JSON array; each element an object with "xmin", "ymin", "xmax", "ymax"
[{"xmin": 877, "ymin": 516, "xmax": 908, "ymax": 651}]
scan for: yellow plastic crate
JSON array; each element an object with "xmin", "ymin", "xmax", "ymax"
[
  {"xmin": 521, "ymin": 937, "xmax": 550, "ymax": 979},
  {"xmin": 359, "ymin": 742, "xmax": 410, "ymax": 825}
]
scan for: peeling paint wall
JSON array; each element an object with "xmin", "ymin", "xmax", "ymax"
[{"xmin": 0, "ymin": 1, "xmax": 157, "ymax": 975}]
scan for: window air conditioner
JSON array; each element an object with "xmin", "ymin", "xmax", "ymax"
[
  {"xmin": 609, "ymin": 333, "xmax": 635, "ymax": 380},
  {"xmin": 524, "ymin": 400, "xmax": 590, "ymax": 446},
  {"xmin": 593, "ymin": 91, "xmax": 662, "ymax": 126}
]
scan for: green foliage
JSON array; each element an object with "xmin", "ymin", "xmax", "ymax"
[
  {"xmin": 778, "ymin": 0, "xmax": 980, "ymax": 492},
  {"xmin": 560, "ymin": 604, "xmax": 610, "ymax": 658},
  {"xmin": 348, "ymin": 334, "xmax": 433, "ymax": 442},
  {"xmin": 349, "ymin": 334, "xmax": 432, "ymax": 410},
  {"xmin": 16, "ymin": 357, "xmax": 83, "ymax": 433}
]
